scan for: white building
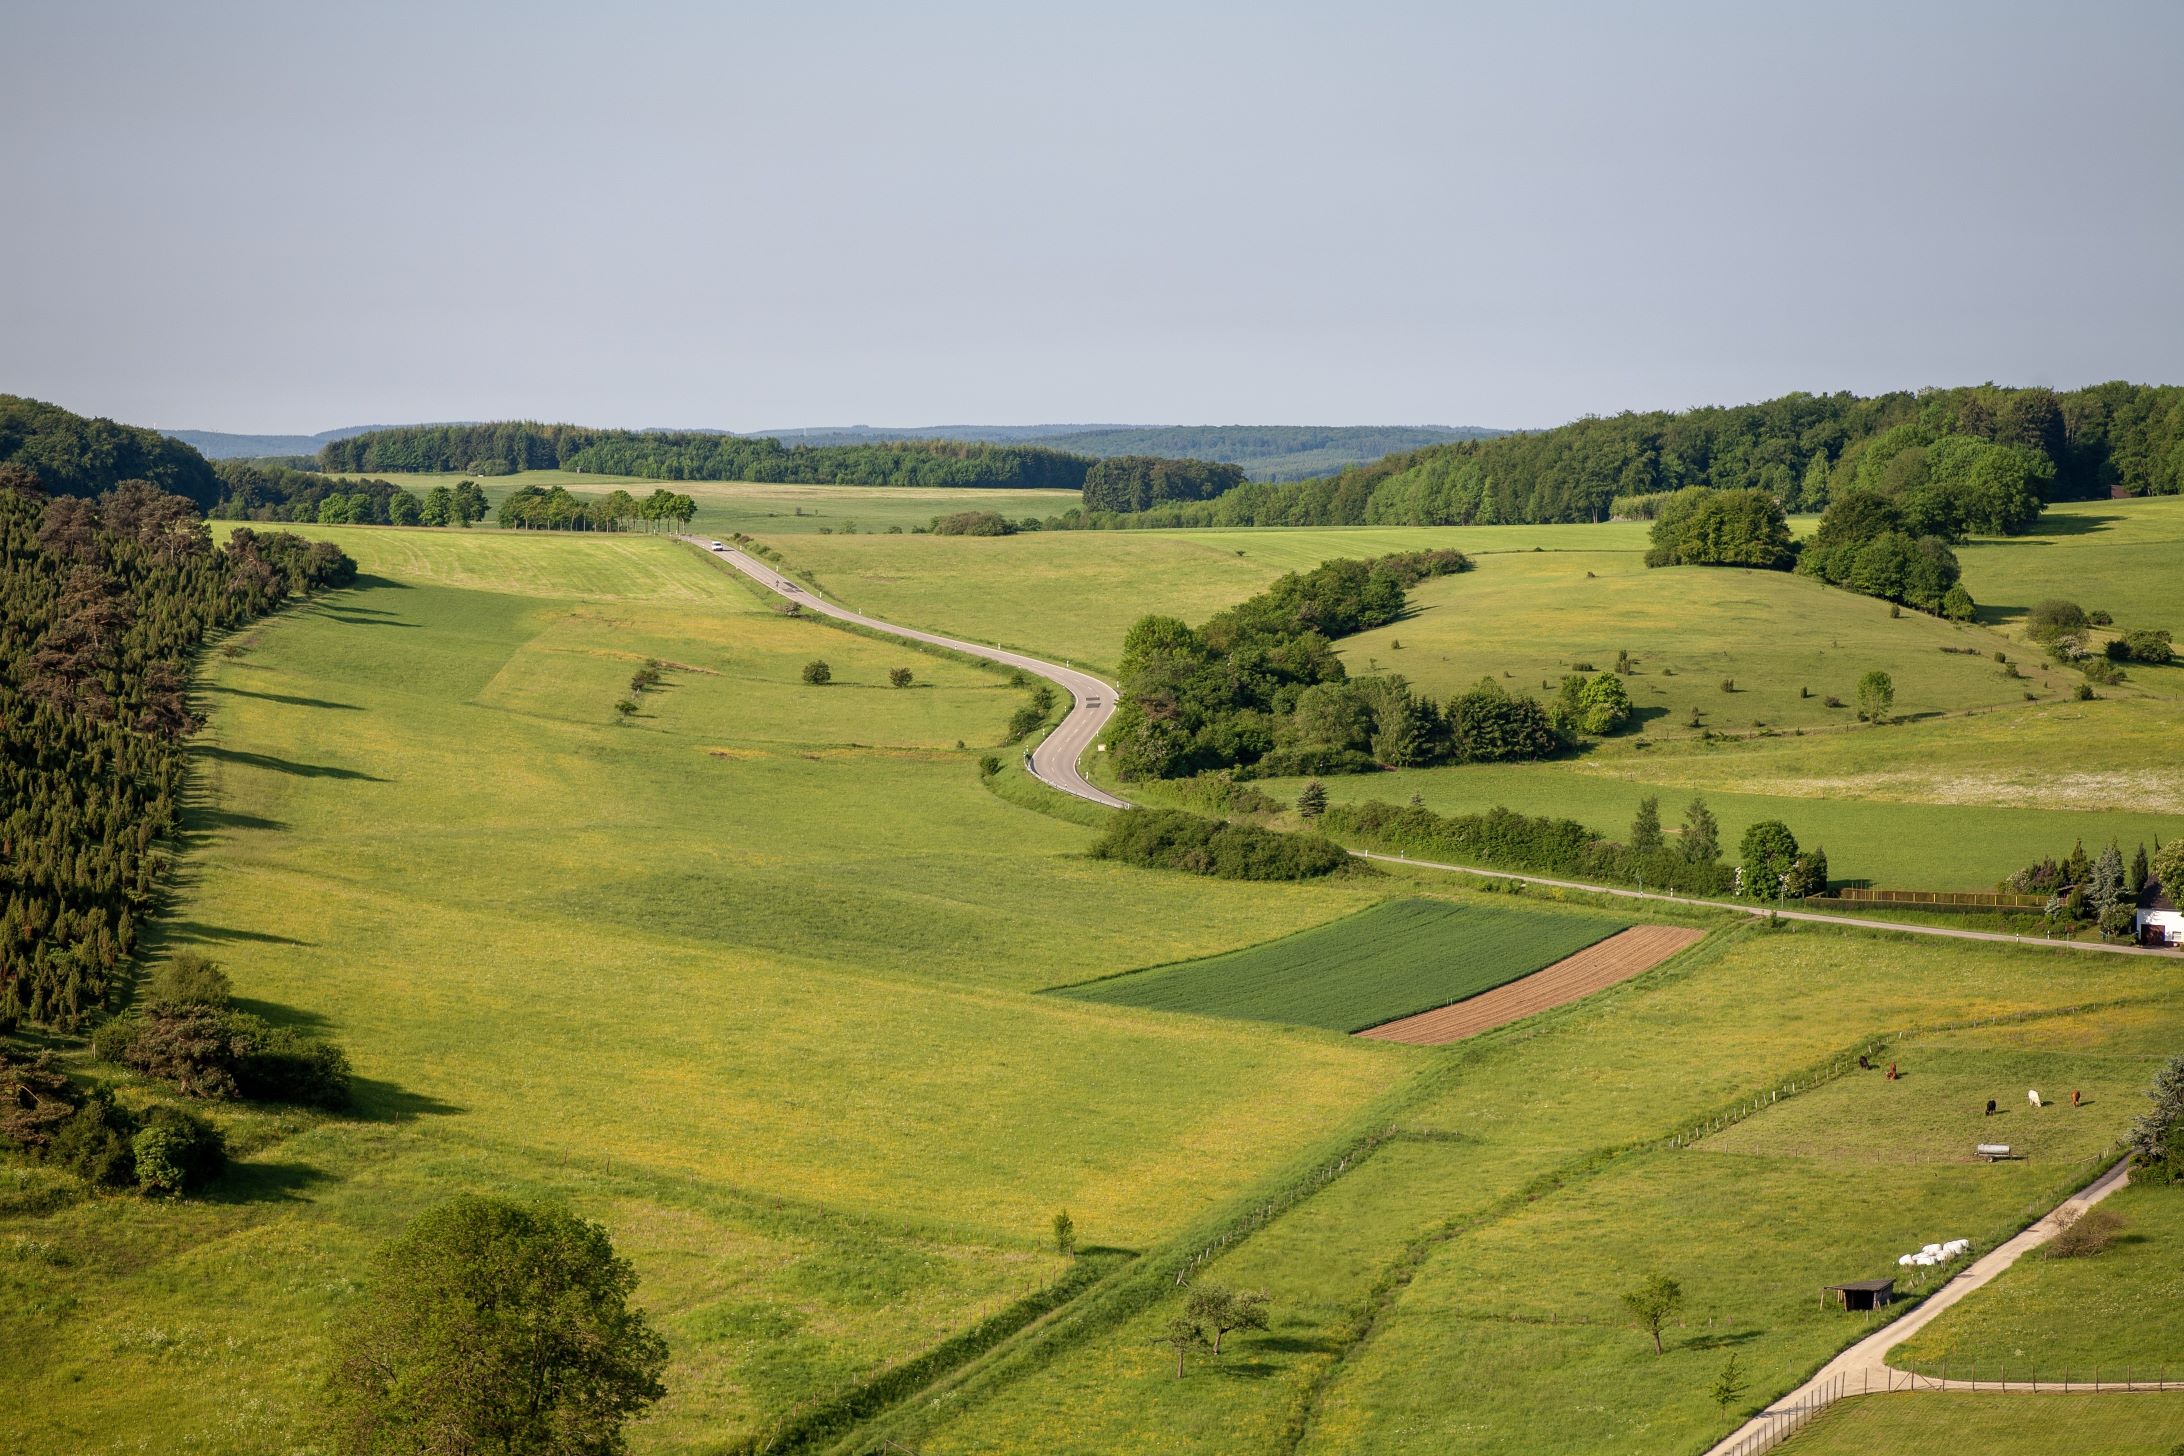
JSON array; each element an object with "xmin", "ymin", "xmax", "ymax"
[{"xmin": 2139, "ymin": 888, "xmax": 2184, "ymax": 947}]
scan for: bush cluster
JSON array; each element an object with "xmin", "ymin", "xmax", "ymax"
[
  {"xmin": 91, "ymin": 954, "xmax": 351, "ymax": 1109},
  {"xmin": 1089, "ymin": 809, "xmax": 1353, "ymax": 881},
  {"xmin": 0, "ymin": 1044, "xmax": 226, "ymax": 1196}
]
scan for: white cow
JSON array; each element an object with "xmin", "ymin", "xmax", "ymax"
[{"xmin": 2028, "ymin": 1089, "xmax": 2043, "ymax": 1109}]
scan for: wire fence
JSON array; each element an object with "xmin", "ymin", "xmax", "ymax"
[
  {"xmin": 1714, "ymin": 1372, "xmax": 1844, "ymax": 1456},
  {"xmin": 1879, "ymin": 1361, "xmax": 2184, "ymax": 1393}
]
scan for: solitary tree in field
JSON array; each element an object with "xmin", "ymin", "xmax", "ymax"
[
  {"xmin": 1712, "ymin": 1352, "xmax": 1748, "ymax": 1413},
  {"xmin": 1052, "ymin": 1209, "xmax": 1075, "ymax": 1257},
  {"xmin": 1630, "ymin": 796, "xmax": 1662, "ymax": 855},
  {"xmin": 1185, "ymin": 1284, "xmax": 1270, "ymax": 1357},
  {"xmin": 1622, "ymin": 1271, "xmax": 1684, "ymax": 1354},
  {"xmin": 1297, "ymin": 780, "xmax": 1328, "ymax": 819},
  {"xmin": 1856, "ymin": 670, "xmax": 1895, "ymax": 724},
  {"xmin": 801, "ymin": 660, "xmax": 831, "ymax": 685},
  {"xmin": 889, "ymin": 667, "xmax": 914, "ymax": 688},
  {"xmin": 326, "ymin": 1196, "xmax": 667, "ymax": 1456},
  {"xmin": 1156, "ymin": 1315, "xmax": 1209, "ymax": 1378}
]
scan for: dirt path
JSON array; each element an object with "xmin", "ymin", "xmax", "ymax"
[
  {"xmin": 1357, "ymin": 925, "xmax": 1705, "ymax": 1045},
  {"xmin": 1700, "ymin": 1158, "xmax": 2139, "ymax": 1455}
]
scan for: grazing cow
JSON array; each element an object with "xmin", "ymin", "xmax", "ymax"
[
  {"xmin": 2028, "ymin": 1089, "xmax": 2043, "ymax": 1109},
  {"xmin": 2071, "ymin": 1089, "xmax": 2081, "ymax": 1107},
  {"xmin": 1985, "ymin": 1099, "xmax": 1997, "ymax": 1117}
]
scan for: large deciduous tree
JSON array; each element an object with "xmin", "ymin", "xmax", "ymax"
[{"xmin": 327, "ymin": 1196, "xmax": 668, "ymax": 1456}]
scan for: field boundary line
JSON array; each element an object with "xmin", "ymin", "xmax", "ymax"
[{"xmin": 1354, "ymin": 922, "xmax": 1693, "ymax": 1042}]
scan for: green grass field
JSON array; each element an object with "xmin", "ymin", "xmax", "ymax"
[
  {"xmin": 1893, "ymin": 1174, "xmax": 2184, "ymax": 1381},
  {"xmin": 1780, "ymin": 1393, "xmax": 2184, "ymax": 1455},
  {"xmin": 1054, "ymin": 898, "xmax": 1630, "ymax": 1032},
  {"xmin": 860, "ymin": 924, "xmax": 2184, "ymax": 1456},
  {"xmin": 0, "ymin": 527, "xmax": 1431, "ymax": 1452}
]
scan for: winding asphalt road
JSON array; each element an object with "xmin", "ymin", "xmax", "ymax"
[
  {"xmin": 685, "ymin": 536, "xmax": 2178, "ymax": 960},
  {"xmin": 684, "ymin": 538, "xmax": 1126, "ymax": 807}
]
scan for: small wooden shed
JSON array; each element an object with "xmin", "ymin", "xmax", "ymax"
[{"xmin": 1822, "ymin": 1278, "xmax": 1895, "ymax": 1312}]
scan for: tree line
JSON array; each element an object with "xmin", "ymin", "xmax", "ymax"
[
  {"xmin": 1082, "ymin": 382, "xmax": 2184, "ymax": 527},
  {"xmin": 1105, "ymin": 549, "xmax": 1632, "ymax": 783},
  {"xmin": 318, "ymin": 423, "xmax": 1103, "ymax": 491},
  {"xmin": 0, "ymin": 467, "xmax": 355, "ymax": 1030},
  {"xmin": 496, "ymin": 485, "xmax": 695, "ymax": 532},
  {"xmin": 210, "ymin": 461, "xmax": 489, "ymax": 527}
]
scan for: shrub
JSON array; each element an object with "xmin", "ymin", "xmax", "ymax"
[
  {"xmin": 929, "ymin": 510, "xmax": 1016, "ymax": 536},
  {"xmin": 2082, "ymin": 657, "xmax": 2126, "ymax": 686},
  {"xmin": 978, "ymin": 755, "xmax": 1002, "ymax": 777},
  {"xmin": 2075, "ymin": 683, "xmax": 2095, "ymax": 701},
  {"xmin": 888, "ymin": 667, "xmax": 914, "ymax": 688},
  {"xmin": 148, "ymin": 953, "xmax": 231, "ymax": 1009},
  {"xmin": 2045, "ymin": 1206, "xmax": 2125, "ymax": 1259},
  {"xmin": 1088, "ymin": 810, "xmax": 1352, "ymax": 881},
  {"xmin": 2087, "ymin": 608, "xmax": 2114, "ymax": 626},
  {"xmin": 0, "ymin": 1048, "xmax": 82, "ymax": 1150},
  {"xmin": 130, "ymin": 1106, "xmax": 225, "ymax": 1196},
  {"xmin": 1297, "ymin": 780, "xmax": 1329, "ymax": 819},
  {"xmin": 801, "ymin": 660, "xmax": 832, "ymax": 685},
  {"xmin": 2026, "ymin": 598, "xmax": 2088, "ymax": 645},
  {"xmin": 98, "ymin": 1004, "xmax": 351, "ymax": 1109},
  {"xmin": 46, "ymin": 1093, "xmax": 137, "ymax": 1188},
  {"xmin": 2108, "ymin": 627, "xmax": 2173, "ymax": 664}
]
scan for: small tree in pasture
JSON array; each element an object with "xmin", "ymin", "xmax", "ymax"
[
  {"xmin": 1157, "ymin": 1316, "xmax": 1208, "ymax": 1378},
  {"xmin": 1052, "ymin": 1209, "xmax": 1076, "ymax": 1257},
  {"xmin": 1297, "ymin": 780, "xmax": 1329, "ymax": 819},
  {"xmin": 1856, "ymin": 670, "xmax": 1894, "ymax": 723},
  {"xmin": 801, "ymin": 660, "xmax": 832, "ymax": 685},
  {"xmin": 1713, "ymin": 1352, "xmax": 1748, "ymax": 1413},
  {"xmin": 1622, "ymin": 1271, "xmax": 1684, "ymax": 1354},
  {"xmin": 889, "ymin": 667, "xmax": 914, "ymax": 688},
  {"xmin": 1184, "ymin": 1284, "xmax": 1270, "ymax": 1356}
]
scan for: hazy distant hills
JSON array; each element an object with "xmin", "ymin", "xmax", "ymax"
[
  {"xmin": 168, "ymin": 425, "xmax": 401, "ymax": 459},
  {"xmin": 172, "ymin": 422, "xmax": 1503, "ymax": 480},
  {"xmin": 750, "ymin": 424, "xmax": 1505, "ymax": 481}
]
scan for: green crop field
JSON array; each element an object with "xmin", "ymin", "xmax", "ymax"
[
  {"xmin": 1054, "ymin": 898, "xmax": 1630, "ymax": 1032},
  {"xmin": 1780, "ymin": 1393, "xmax": 2184, "ymax": 1455}
]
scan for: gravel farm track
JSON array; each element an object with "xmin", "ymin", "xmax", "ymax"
[{"xmin": 1357, "ymin": 924, "xmax": 1707, "ymax": 1045}]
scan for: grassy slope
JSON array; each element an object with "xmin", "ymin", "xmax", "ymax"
[
  {"xmin": 1055, "ymin": 898, "xmax": 1628, "ymax": 1031},
  {"xmin": 1781, "ymin": 1393, "xmax": 2184, "ymax": 1455},
  {"xmin": 759, "ymin": 501, "xmax": 2184, "ymax": 888},
  {"xmin": 869, "ymin": 925, "xmax": 2184, "ymax": 1456},
  {"xmin": 0, "ymin": 527, "xmax": 1423, "ymax": 1453}
]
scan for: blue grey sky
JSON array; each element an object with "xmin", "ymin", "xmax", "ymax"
[{"xmin": 4, "ymin": 1, "xmax": 2181, "ymax": 433}]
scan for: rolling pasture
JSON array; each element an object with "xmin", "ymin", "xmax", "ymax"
[
  {"xmin": 864, "ymin": 932, "xmax": 2184, "ymax": 1456},
  {"xmin": 0, "ymin": 527, "xmax": 1415, "ymax": 1453},
  {"xmin": 1780, "ymin": 1394, "xmax": 2184, "ymax": 1454},
  {"xmin": 1054, "ymin": 898, "xmax": 1630, "ymax": 1032}
]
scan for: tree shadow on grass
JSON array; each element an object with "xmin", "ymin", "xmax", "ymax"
[
  {"xmin": 229, "ymin": 997, "xmax": 335, "ymax": 1034},
  {"xmin": 343, "ymin": 576, "xmax": 412, "ymax": 593},
  {"xmin": 161, "ymin": 920, "xmax": 313, "ymax": 948},
  {"xmin": 347, "ymin": 1076, "xmax": 463, "ymax": 1125},
  {"xmin": 208, "ymin": 1160, "xmax": 335, "ymax": 1205},
  {"xmin": 208, "ymin": 684, "xmax": 362, "ymax": 711},
  {"xmin": 192, "ymin": 744, "xmax": 387, "ymax": 781},
  {"xmin": 1683, "ymin": 1328, "xmax": 1765, "ymax": 1352},
  {"xmin": 182, "ymin": 805, "xmax": 290, "ymax": 836}
]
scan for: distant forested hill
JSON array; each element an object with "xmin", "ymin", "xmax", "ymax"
[
  {"xmin": 0, "ymin": 395, "xmax": 221, "ymax": 509},
  {"xmin": 1033, "ymin": 425, "xmax": 1498, "ymax": 481},
  {"xmin": 745, "ymin": 424, "xmax": 1499, "ymax": 480},
  {"xmin": 166, "ymin": 425, "xmax": 393, "ymax": 460},
  {"xmin": 1098, "ymin": 384, "xmax": 2184, "ymax": 528}
]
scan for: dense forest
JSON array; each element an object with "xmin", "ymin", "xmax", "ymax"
[
  {"xmin": 1081, "ymin": 455, "xmax": 1247, "ymax": 513},
  {"xmin": 1, "ymin": 395, "xmax": 222, "ymax": 509},
  {"xmin": 318, "ymin": 424, "xmax": 1100, "ymax": 491},
  {"xmin": 1091, "ymin": 383, "xmax": 2184, "ymax": 527},
  {"xmin": 496, "ymin": 485, "xmax": 695, "ymax": 532},
  {"xmin": 208, "ymin": 461, "xmax": 493, "ymax": 526},
  {"xmin": 1037, "ymin": 425, "xmax": 1496, "ymax": 481},
  {"xmin": 0, "ymin": 466, "xmax": 354, "ymax": 1030}
]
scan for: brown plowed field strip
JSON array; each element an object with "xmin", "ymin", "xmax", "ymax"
[{"xmin": 1356, "ymin": 924, "xmax": 1705, "ymax": 1046}]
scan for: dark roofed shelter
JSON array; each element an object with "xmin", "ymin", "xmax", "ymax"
[{"xmin": 1823, "ymin": 1278, "xmax": 1896, "ymax": 1312}]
